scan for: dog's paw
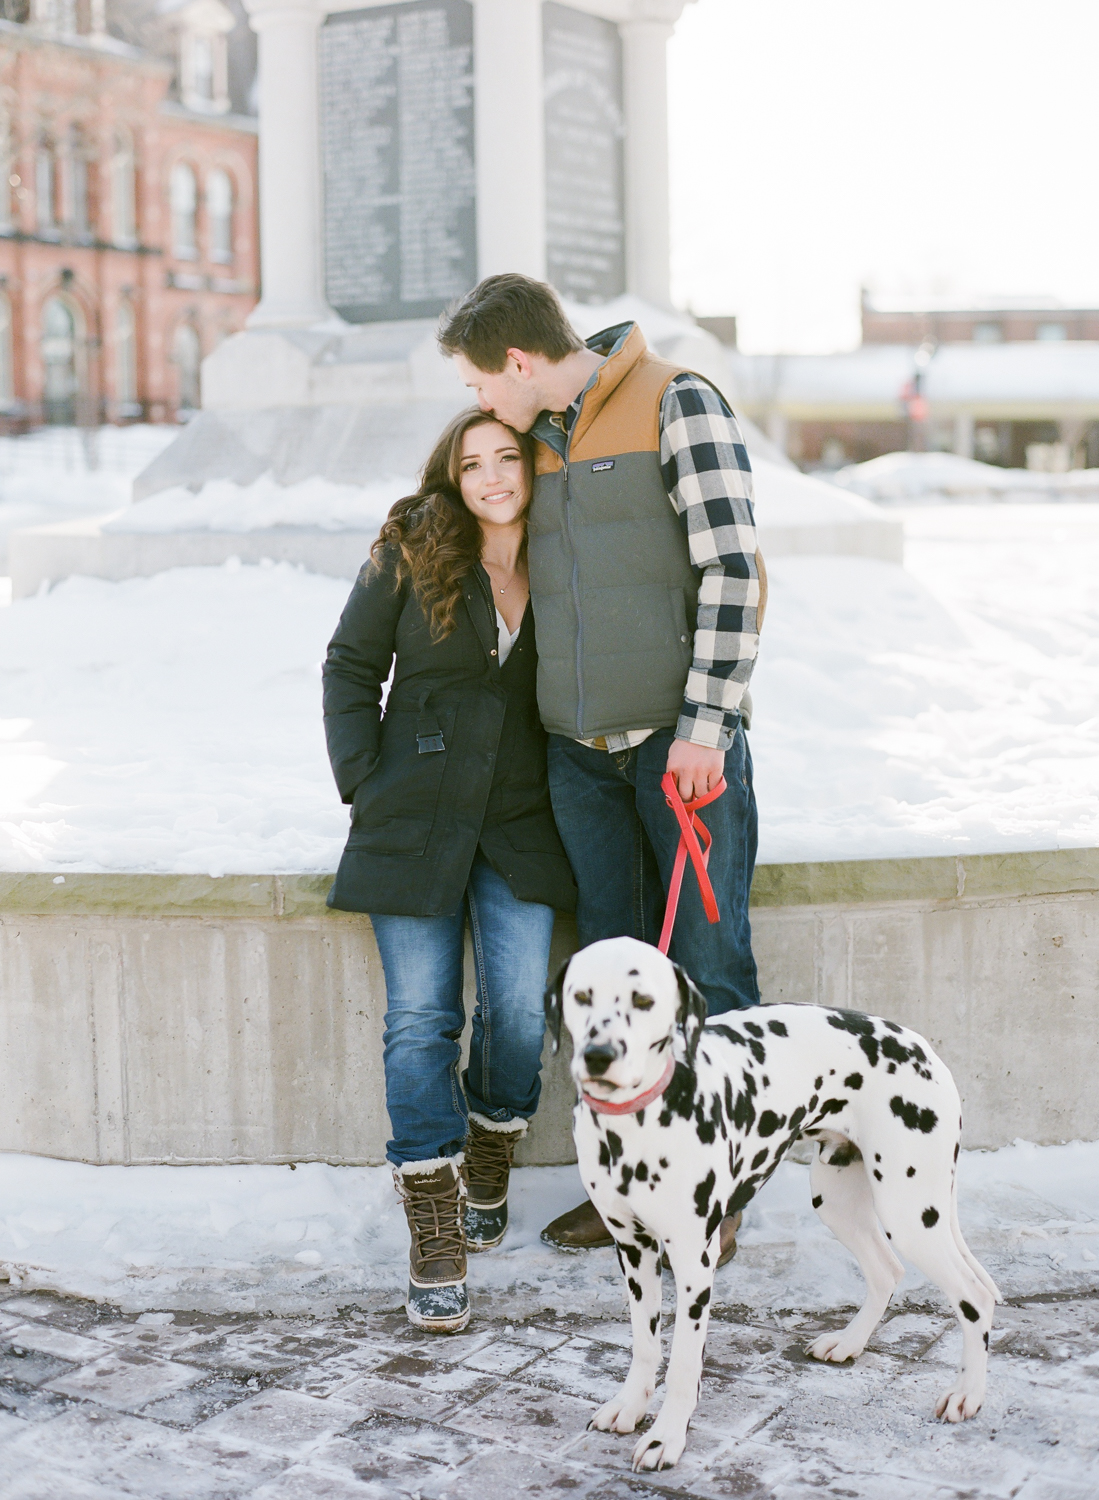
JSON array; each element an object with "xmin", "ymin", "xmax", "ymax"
[
  {"xmin": 589, "ymin": 1388, "xmax": 652, "ymax": 1435},
  {"xmin": 807, "ymin": 1331, "xmax": 865, "ymax": 1364},
  {"xmin": 935, "ymin": 1386, "xmax": 984, "ymax": 1422},
  {"xmin": 631, "ymin": 1416, "xmax": 687, "ymax": 1472}
]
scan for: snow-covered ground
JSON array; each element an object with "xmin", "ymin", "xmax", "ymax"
[
  {"xmin": 1, "ymin": 504, "xmax": 1096, "ymax": 872},
  {"xmin": 750, "ymin": 504, "xmax": 1099, "ymax": 861},
  {"xmin": 1, "ymin": 1141, "xmax": 1096, "ymax": 1318},
  {"xmin": 0, "ymin": 425, "xmax": 177, "ymax": 569}
]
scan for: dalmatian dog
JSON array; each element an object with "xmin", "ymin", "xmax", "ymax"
[{"xmin": 545, "ymin": 937, "xmax": 1002, "ymax": 1474}]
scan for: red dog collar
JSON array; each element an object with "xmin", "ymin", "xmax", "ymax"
[{"xmin": 581, "ymin": 1056, "xmax": 676, "ymax": 1116}]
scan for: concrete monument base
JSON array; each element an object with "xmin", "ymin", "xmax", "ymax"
[{"xmin": 2, "ymin": 848, "xmax": 1096, "ymax": 1166}]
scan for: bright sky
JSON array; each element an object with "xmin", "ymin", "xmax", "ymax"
[{"xmin": 667, "ymin": 0, "xmax": 1099, "ymax": 354}]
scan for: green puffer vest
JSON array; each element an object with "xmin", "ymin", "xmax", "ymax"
[{"xmin": 528, "ymin": 323, "xmax": 700, "ymax": 740}]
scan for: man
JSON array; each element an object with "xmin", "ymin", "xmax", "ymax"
[{"xmin": 439, "ymin": 275, "xmax": 765, "ymax": 1257}]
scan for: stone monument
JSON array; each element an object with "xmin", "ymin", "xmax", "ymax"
[
  {"xmin": 126, "ymin": 0, "xmax": 697, "ymax": 499},
  {"xmin": 8, "ymin": 0, "xmax": 904, "ymax": 594}
]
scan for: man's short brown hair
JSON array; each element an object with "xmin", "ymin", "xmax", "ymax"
[{"xmin": 438, "ymin": 274, "xmax": 584, "ymax": 373}]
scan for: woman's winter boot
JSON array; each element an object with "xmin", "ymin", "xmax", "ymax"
[
  {"xmin": 462, "ymin": 1115, "xmax": 527, "ymax": 1250},
  {"xmin": 393, "ymin": 1157, "xmax": 470, "ymax": 1332}
]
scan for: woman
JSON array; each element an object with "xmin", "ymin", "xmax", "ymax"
[{"xmin": 323, "ymin": 408, "xmax": 575, "ymax": 1334}]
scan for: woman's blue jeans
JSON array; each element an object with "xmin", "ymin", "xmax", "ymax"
[{"xmin": 371, "ymin": 853, "xmax": 556, "ymax": 1167}]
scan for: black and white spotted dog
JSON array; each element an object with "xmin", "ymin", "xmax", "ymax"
[{"xmin": 546, "ymin": 937, "xmax": 1002, "ymax": 1473}]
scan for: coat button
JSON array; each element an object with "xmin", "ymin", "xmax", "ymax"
[
  {"xmin": 490, "ymin": 648, "xmax": 498, "ymax": 656},
  {"xmin": 680, "ymin": 634, "xmax": 689, "ymax": 644}
]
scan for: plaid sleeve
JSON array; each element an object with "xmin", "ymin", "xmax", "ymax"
[{"xmin": 660, "ymin": 372, "xmax": 761, "ymax": 750}]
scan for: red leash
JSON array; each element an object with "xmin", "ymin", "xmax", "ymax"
[{"xmin": 657, "ymin": 771, "xmax": 725, "ymax": 955}]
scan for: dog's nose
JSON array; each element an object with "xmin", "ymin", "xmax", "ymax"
[{"xmin": 583, "ymin": 1043, "xmax": 617, "ymax": 1077}]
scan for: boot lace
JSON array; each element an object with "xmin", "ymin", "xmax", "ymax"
[
  {"xmin": 464, "ymin": 1124, "xmax": 518, "ymax": 1205},
  {"xmin": 397, "ymin": 1174, "xmax": 466, "ymax": 1267}
]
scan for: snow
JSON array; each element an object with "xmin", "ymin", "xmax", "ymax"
[
  {"xmin": 1, "ymin": 506, "xmax": 1096, "ymax": 873},
  {"xmin": 832, "ymin": 450, "xmax": 1099, "ymax": 504},
  {"xmin": 750, "ymin": 505, "xmax": 1099, "ymax": 861},
  {"xmin": 0, "ymin": 1140, "xmax": 1096, "ymax": 1317},
  {"xmin": 0, "ymin": 562, "xmax": 351, "ymax": 875},
  {"xmin": 104, "ymin": 474, "xmax": 412, "ymax": 535},
  {"xmin": 0, "ymin": 425, "xmax": 177, "ymax": 568}
]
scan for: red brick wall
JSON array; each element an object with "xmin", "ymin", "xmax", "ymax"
[{"xmin": 0, "ymin": 28, "xmax": 257, "ymax": 425}]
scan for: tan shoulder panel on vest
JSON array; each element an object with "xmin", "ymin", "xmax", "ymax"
[
  {"xmin": 534, "ymin": 442, "xmax": 563, "ymax": 475},
  {"xmin": 569, "ymin": 352, "xmax": 687, "ymax": 460}
]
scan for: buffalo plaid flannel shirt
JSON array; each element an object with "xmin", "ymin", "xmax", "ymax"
[{"xmin": 659, "ymin": 372, "xmax": 760, "ymax": 751}]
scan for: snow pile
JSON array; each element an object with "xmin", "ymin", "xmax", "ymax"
[
  {"xmin": 0, "ymin": 561, "xmax": 352, "ymax": 875},
  {"xmin": 0, "ymin": 425, "xmax": 178, "ymax": 567},
  {"xmin": 1, "ymin": 506, "xmax": 1097, "ymax": 872},
  {"xmin": 105, "ymin": 473, "xmax": 414, "ymax": 536},
  {"xmin": 0, "ymin": 1141, "xmax": 1095, "ymax": 1316},
  {"xmin": 832, "ymin": 450, "xmax": 1099, "ymax": 504},
  {"xmin": 750, "ymin": 505, "xmax": 1099, "ymax": 861}
]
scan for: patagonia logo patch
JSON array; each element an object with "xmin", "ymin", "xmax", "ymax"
[{"xmin": 591, "ymin": 459, "xmax": 615, "ymax": 472}]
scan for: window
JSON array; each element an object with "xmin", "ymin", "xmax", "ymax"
[
  {"xmin": 115, "ymin": 301, "xmax": 137, "ymax": 407},
  {"xmin": 36, "ymin": 140, "xmax": 56, "ymax": 232},
  {"xmin": 172, "ymin": 321, "xmax": 201, "ymax": 413},
  {"xmin": 1036, "ymin": 323, "xmax": 1067, "ymax": 342},
  {"xmin": 170, "ymin": 161, "xmax": 197, "ymax": 259},
  {"xmin": 0, "ymin": 115, "xmax": 11, "ymax": 234},
  {"xmin": 180, "ymin": 25, "xmax": 230, "ymax": 114},
  {"xmin": 972, "ymin": 322, "xmax": 1003, "ymax": 344},
  {"xmin": 192, "ymin": 34, "xmax": 215, "ymax": 103},
  {"xmin": 111, "ymin": 132, "xmax": 136, "ymax": 247},
  {"xmin": 0, "ymin": 292, "xmax": 13, "ymax": 406},
  {"xmin": 206, "ymin": 168, "xmax": 233, "ymax": 263},
  {"xmin": 67, "ymin": 126, "xmax": 89, "ymax": 237},
  {"xmin": 42, "ymin": 295, "xmax": 78, "ymax": 422}
]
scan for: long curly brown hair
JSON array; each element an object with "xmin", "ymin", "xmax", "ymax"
[{"xmin": 371, "ymin": 407, "xmax": 534, "ymax": 639}]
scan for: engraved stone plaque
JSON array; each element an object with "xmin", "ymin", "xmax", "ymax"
[
  {"xmin": 320, "ymin": 0, "xmax": 476, "ymax": 323},
  {"xmin": 543, "ymin": 3, "xmax": 625, "ymax": 303}
]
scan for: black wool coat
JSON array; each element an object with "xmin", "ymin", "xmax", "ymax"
[{"xmin": 322, "ymin": 549, "xmax": 577, "ymax": 918}]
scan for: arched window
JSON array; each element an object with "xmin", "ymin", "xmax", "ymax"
[
  {"xmin": 206, "ymin": 168, "xmax": 233, "ymax": 264},
  {"xmin": 0, "ymin": 292, "xmax": 13, "ymax": 407},
  {"xmin": 36, "ymin": 138, "xmax": 56, "ymax": 233},
  {"xmin": 67, "ymin": 126, "xmax": 89, "ymax": 237},
  {"xmin": 171, "ymin": 321, "xmax": 201, "ymax": 413},
  {"xmin": 111, "ymin": 131, "xmax": 136, "ymax": 247},
  {"xmin": 0, "ymin": 114, "xmax": 11, "ymax": 234},
  {"xmin": 169, "ymin": 161, "xmax": 197, "ymax": 259},
  {"xmin": 115, "ymin": 301, "xmax": 137, "ymax": 409},
  {"xmin": 41, "ymin": 295, "xmax": 79, "ymax": 423}
]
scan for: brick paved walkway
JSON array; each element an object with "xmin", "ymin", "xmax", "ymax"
[{"xmin": 1, "ymin": 1287, "xmax": 1096, "ymax": 1499}]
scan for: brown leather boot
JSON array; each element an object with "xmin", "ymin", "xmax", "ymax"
[
  {"xmin": 540, "ymin": 1196, "xmax": 614, "ymax": 1250},
  {"xmin": 716, "ymin": 1211, "xmax": 742, "ymax": 1268},
  {"xmin": 462, "ymin": 1114, "xmax": 527, "ymax": 1251},
  {"xmin": 393, "ymin": 1157, "xmax": 469, "ymax": 1332}
]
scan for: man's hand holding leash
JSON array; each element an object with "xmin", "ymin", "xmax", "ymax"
[{"xmin": 665, "ymin": 738, "xmax": 726, "ymax": 802}]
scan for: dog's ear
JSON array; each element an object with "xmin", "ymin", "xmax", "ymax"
[
  {"xmin": 544, "ymin": 957, "xmax": 571, "ymax": 1054},
  {"xmin": 672, "ymin": 961, "xmax": 708, "ymax": 1067}
]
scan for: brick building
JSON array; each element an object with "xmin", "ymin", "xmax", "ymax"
[
  {"xmin": 861, "ymin": 290, "xmax": 1099, "ymax": 348},
  {"xmin": 0, "ymin": 0, "xmax": 257, "ymax": 426}
]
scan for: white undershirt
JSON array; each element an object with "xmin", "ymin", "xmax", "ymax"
[{"xmin": 495, "ymin": 608, "xmax": 522, "ymax": 666}]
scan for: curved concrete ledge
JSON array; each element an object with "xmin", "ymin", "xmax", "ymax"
[{"xmin": 2, "ymin": 848, "xmax": 1097, "ymax": 1165}]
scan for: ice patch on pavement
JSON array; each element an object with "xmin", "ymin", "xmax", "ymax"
[{"xmin": 1, "ymin": 1141, "xmax": 1096, "ymax": 1318}]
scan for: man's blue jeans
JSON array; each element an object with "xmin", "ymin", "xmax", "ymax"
[
  {"xmin": 547, "ymin": 727, "xmax": 760, "ymax": 1014},
  {"xmin": 371, "ymin": 854, "xmax": 556, "ymax": 1166}
]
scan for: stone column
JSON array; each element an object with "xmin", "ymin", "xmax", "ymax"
[
  {"xmin": 243, "ymin": 0, "xmax": 334, "ymax": 328},
  {"xmin": 620, "ymin": 1, "xmax": 694, "ymax": 308},
  {"xmin": 953, "ymin": 411, "xmax": 975, "ymax": 458},
  {"xmin": 472, "ymin": 0, "xmax": 546, "ymax": 281}
]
